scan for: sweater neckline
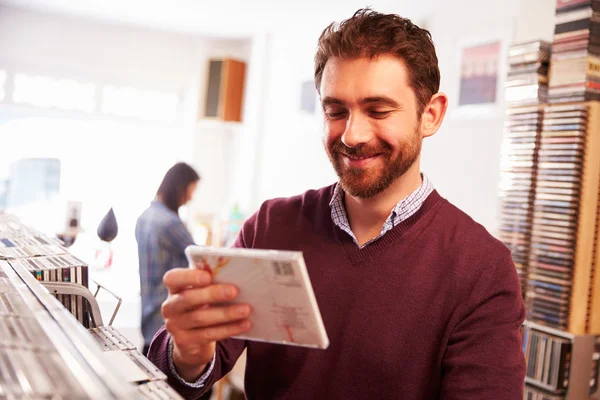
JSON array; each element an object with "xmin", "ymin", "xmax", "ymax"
[{"xmin": 332, "ymin": 190, "xmax": 444, "ymax": 265}]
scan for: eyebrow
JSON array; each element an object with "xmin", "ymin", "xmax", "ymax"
[
  {"xmin": 320, "ymin": 96, "xmax": 401, "ymax": 108},
  {"xmin": 361, "ymin": 96, "xmax": 400, "ymax": 108},
  {"xmin": 321, "ymin": 96, "xmax": 344, "ymax": 107}
]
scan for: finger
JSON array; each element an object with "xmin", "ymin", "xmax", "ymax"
[
  {"xmin": 163, "ymin": 268, "xmax": 212, "ymax": 294},
  {"xmin": 162, "ymin": 284, "xmax": 239, "ymax": 318},
  {"xmin": 179, "ymin": 284, "xmax": 240, "ymax": 310},
  {"xmin": 172, "ymin": 320, "xmax": 252, "ymax": 347},
  {"xmin": 172, "ymin": 304, "xmax": 252, "ymax": 330}
]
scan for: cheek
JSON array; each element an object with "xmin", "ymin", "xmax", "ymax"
[
  {"xmin": 378, "ymin": 118, "xmax": 419, "ymax": 147},
  {"xmin": 323, "ymin": 121, "xmax": 343, "ymax": 147}
]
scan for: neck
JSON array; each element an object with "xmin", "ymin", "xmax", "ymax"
[
  {"xmin": 156, "ymin": 195, "xmax": 175, "ymax": 210},
  {"xmin": 343, "ymin": 161, "xmax": 423, "ymax": 246}
]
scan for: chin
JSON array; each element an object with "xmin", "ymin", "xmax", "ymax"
[
  {"xmin": 339, "ymin": 178, "xmax": 387, "ymax": 199},
  {"xmin": 343, "ymin": 186, "xmax": 385, "ymax": 199}
]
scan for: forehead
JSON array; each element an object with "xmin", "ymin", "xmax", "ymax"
[{"xmin": 319, "ymin": 55, "xmax": 414, "ymax": 104}]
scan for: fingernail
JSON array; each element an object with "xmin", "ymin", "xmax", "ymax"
[
  {"xmin": 240, "ymin": 320, "xmax": 251, "ymax": 330},
  {"xmin": 224, "ymin": 286, "xmax": 236, "ymax": 298},
  {"xmin": 197, "ymin": 271, "xmax": 209, "ymax": 285},
  {"xmin": 236, "ymin": 305, "xmax": 250, "ymax": 316}
]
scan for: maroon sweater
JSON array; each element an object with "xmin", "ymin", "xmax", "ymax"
[{"xmin": 148, "ymin": 186, "xmax": 526, "ymax": 399}]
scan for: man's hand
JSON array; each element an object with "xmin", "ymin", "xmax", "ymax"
[{"xmin": 161, "ymin": 268, "xmax": 252, "ymax": 382}]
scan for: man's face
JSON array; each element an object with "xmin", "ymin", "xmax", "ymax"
[{"xmin": 320, "ymin": 55, "xmax": 423, "ymax": 199}]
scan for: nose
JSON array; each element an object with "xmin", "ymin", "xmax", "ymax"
[{"xmin": 341, "ymin": 113, "xmax": 373, "ymax": 148}]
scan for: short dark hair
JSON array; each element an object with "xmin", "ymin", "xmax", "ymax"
[
  {"xmin": 156, "ymin": 162, "xmax": 200, "ymax": 213},
  {"xmin": 314, "ymin": 8, "xmax": 440, "ymax": 115}
]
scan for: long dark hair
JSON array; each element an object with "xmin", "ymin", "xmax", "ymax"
[{"xmin": 156, "ymin": 162, "xmax": 200, "ymax": 213}]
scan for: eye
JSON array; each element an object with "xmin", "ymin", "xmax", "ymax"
[
  {"xmin": 369, "ymin": 110, "xmax": 391, "ymax": 119},
  {"xmin": 324, "ymin": 110, "xmax": 348, "ymax": 120}
]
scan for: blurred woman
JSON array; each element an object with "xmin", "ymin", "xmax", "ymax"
[{"xmin": 136, "ymin": 162, "xmax": 199, "ymax": 356}]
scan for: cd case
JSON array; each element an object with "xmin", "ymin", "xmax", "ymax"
[{"xmin": 185, "ymin": 245, "xmax": 329, "ymax": 350}]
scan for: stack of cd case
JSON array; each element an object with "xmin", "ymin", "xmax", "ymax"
[
  {"xmin": 524, "ymin": 385, "xmax": 567, "ymax": 399},
  {"xmin": 138, "ymin": 381, "xmax": 186, "ymax": 400},
  {"xmin": 0, "ymin": 259, "xmax": 138, "ymax": 399},
  {"xmin": 498, "ymin": 106, "xmax": 543, "ymax": 296},
  {"xmin": 0, "ymin": 228, "xmax": 62, "ymax": 250},
  {"xmin": 89, "ymin": 326, "xmax": 167, "ymax": 381},
  {"xmin": 496, "ymin": 99, "xmax": 600, "ymax": 397},
  {"xmin": 10, "ymin": 256, "xmax": 91, "ymax": 327},
  {"xmin": 526, "ymin": 103, "xmax": 588, "ymax": 329},
  {"xmin": 548, "ymin": 0, "xmax": 600, "ymax": 103},
  {"xmin": 0, "ymin": 217, "xmax": 91, "ymax": 327},
  {"xmin": 0, "ymin": 213, "xmax": 185, "ymax": 399},
  {"xmin": 89, "ymin": 326, "xmax": 184, "ymax": 399},
  {"xmin": 0, "ymin": 219, "xmax": 68, "ymax": 266},
  {"xmin": 0, "ymin": 243, "xmax": 68, "ymax": 259},
  {"xmin": 521, "ymin": 320, "xmax": 600, "ymax": 399},
  {"xmin": 498, "ymin": 101, "xmax": 600, "ymax": 336},
  {"xmin": 506, "ymin": 40, "xmax": 551, "ymax": 106},
  {"xmin": 522, "ymin": 323, "xmax": 572, "ymax": 393}
]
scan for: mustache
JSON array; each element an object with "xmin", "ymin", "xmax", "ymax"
[{"xmin": 331, "ymin": 140, "xmax": 393, "ymax": 157}]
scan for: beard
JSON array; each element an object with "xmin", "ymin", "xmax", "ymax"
[{"xmin": 326, "ymin": 127, "xmax": 422, "ymax": 198}]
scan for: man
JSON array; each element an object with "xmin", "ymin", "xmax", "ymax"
[{"xmin": 148, "ymin": 8, "xmax": 526, "ymax": 399}]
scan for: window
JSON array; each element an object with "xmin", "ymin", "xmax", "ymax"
[
  {"xmin": 101, "ymin": 86, "xmax": 178, "ymax": 123},
  {"xmin": 0, "ymin": 70, "xmax": 6, "ymax": 102},
  {"xmin": 5, "ymin": 158, "xmax": 61, "ymax": 208},
  {"xmin": 7, "ymin": 72, "xmax": 179, "ymax": 123},
  {"xmin": 13, "ymin": 74, "xmax": 96, "ymax": 113}
]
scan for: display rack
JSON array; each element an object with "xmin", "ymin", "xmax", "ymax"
[
  {"xmin": 502, "ymin": 4, "xmax": 600, "ymax": 393},
  {"xmin": 0, "ymin": 212, "xmax": 183, "ymax": 399},
  {"xmin": 0, "ymin": 259, "xmax": 137, "ymax": 399},
  {"xmin": 522, "ymin": 320, "xmax": 600, "ymax": 399},
  {"xmin": 500, "ymin": 100, "xmax": 600, "ymax": 334}
]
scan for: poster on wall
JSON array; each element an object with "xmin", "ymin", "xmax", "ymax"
[
  {"xmin": 300, "ymin": 80, "xmax": 317, "ymax": 114},
  {"xmin": 458, "ymin": 41, "xmax": 501, "ymax": 106}
]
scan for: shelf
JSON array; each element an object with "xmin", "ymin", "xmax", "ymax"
[{"xmin": 0, "ymin": 212, "xmax": 183, "ymax": 399}]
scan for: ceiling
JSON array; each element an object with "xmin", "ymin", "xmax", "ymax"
[{"xmin": 0, "ymin": 0, "xmax": 436, "ymax": 38}]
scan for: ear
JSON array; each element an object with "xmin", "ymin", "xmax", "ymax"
[{"xmin": 419, "ymin": 92, "xmax": 448, "ymax": 138}]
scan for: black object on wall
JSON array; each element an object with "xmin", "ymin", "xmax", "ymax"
[{"xmin": 97, "ymin": 208, "xmax": 118, "ymax": 242}]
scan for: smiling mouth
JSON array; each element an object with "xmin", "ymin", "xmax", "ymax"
[
  {"xmin": 339, "ymin": 153, "xmax": 382, "ymax": 169},
  {"xmin": 343, "ymin": 153, "xmax": 379, "ymax": 160}
]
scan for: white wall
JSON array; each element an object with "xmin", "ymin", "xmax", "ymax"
[
  {"xmin": 0, "ymin": 7, "xmax": 202, "ymax": 91},
  {"xmin": 189, "ymin": 40, "xmax": 252, "ymax": 217},
  {"xmin": 254, "ymin": 24, "xmax": 336, "ymax": 203},
  {"xmin": 0, "ymin": 6, "xmax": 253, "ymax": 215},
  {"xmin": 514, "ymin": 0, "xmax": 556, "ymax": 43},
  {"xmin": 226, "ymin": 33, "xmax": 271, "ymax": 212}
]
